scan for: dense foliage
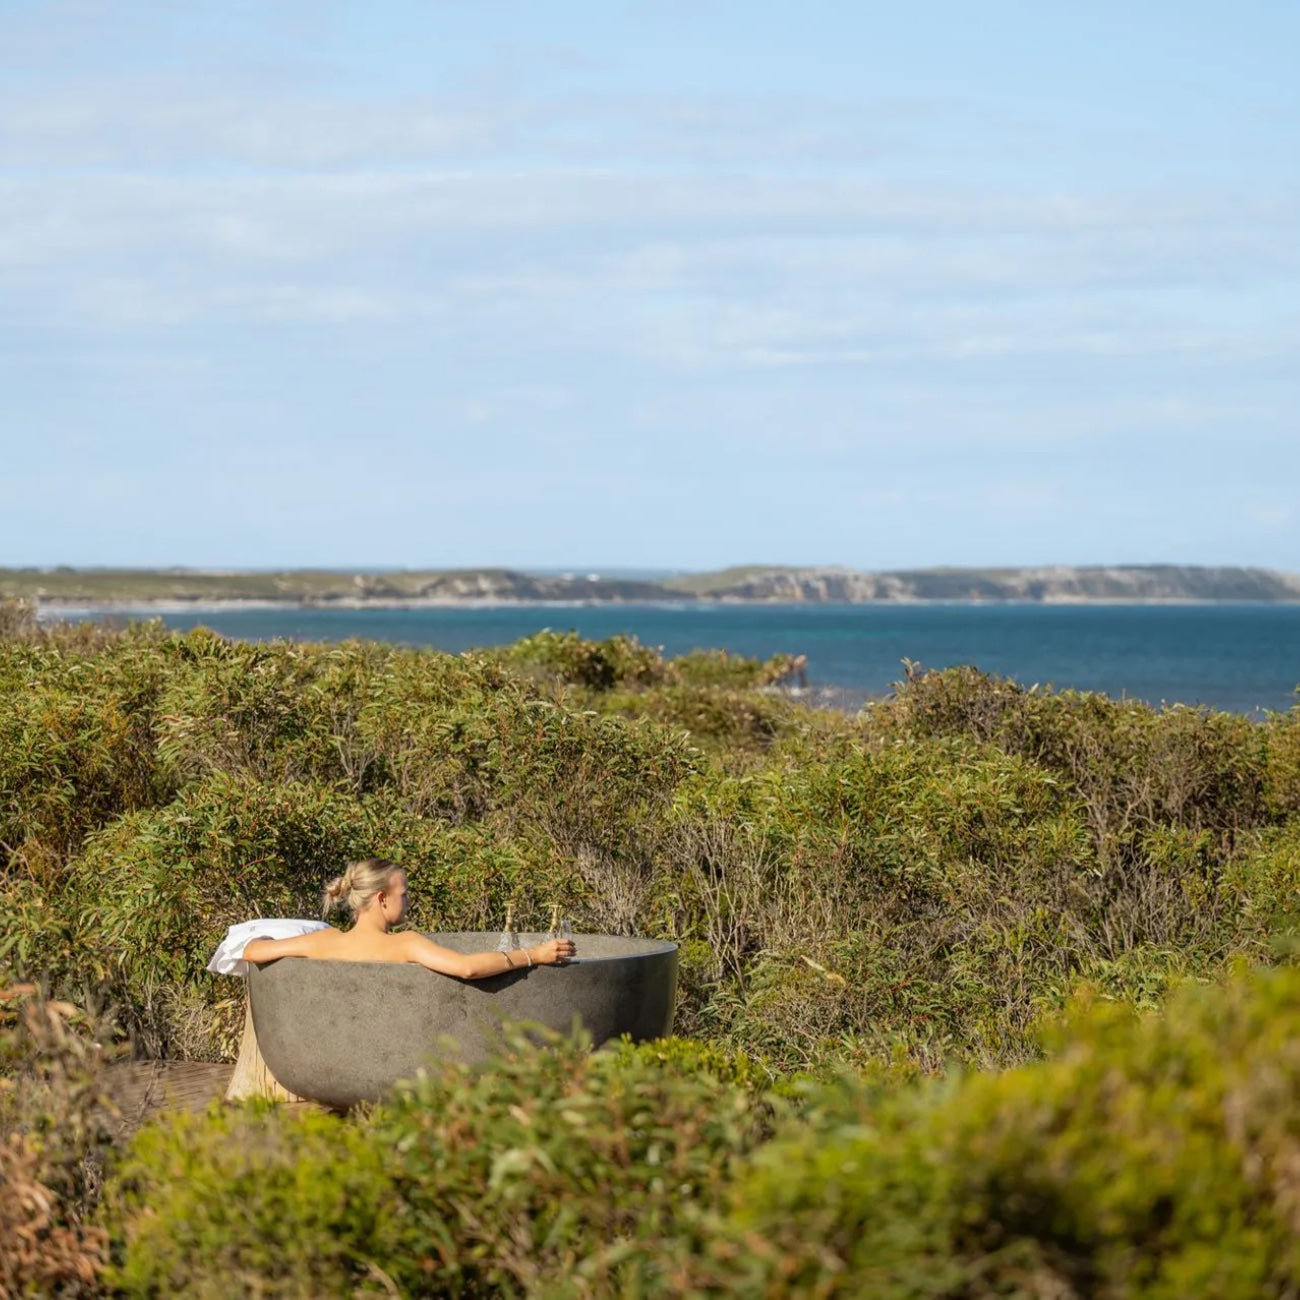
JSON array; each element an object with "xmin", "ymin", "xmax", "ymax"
[
  {"xmin": 718, "ymin": 965, "xmax": 1300, "ymax": 1298},
  {"xmin": 2, "ymin": 603, "xmax": 1299, "ymax": 1294},
  {"xmin": 87, "ymin": 970, "xmax": 1300, "ymax": 1297},
  {"xmin": 4, "ymin": 614, "xmax": 1297, "ymax": 1069},
  {"xmin": 106, "ymin": 1031, "xmax": 772, "ymax": 1297}
]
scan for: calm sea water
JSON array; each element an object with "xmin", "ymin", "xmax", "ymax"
[{"xmin": 57, "ymin": 603, "xmax": 1300, "ymax": 716}]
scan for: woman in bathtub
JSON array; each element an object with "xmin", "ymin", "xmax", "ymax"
[{"xmin": 242, "ymin": 858, "xmax": 575, "ymax": 976}]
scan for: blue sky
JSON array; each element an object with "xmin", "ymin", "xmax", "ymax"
[{"xmin": 1, "ymin": 1, "xmax": 1296, "ymax": 571}]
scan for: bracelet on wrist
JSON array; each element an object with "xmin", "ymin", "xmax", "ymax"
[
  {"xmin": 525, "ymin": 948, "xmax": 534, "ymax": 968},
  {"xmin": 503, "ymin": 951, "xmax": 515, "ymax": 969}
]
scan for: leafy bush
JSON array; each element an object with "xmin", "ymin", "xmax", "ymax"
[
  {"xmin": 494, "ymin": 629, "xmax": 668, "ymax": 691},
  {"xmin": 0, "ymin": 635, "xmax": 169, "ymax": 865},
  {"xmin": 27, "ymin": 774, "xmax": 608, "ymax": 1057},
  {"xmin": 54, "ymin": 774, "xmax": 384, "ymax": 1054},
  {"xmin": 665, "ymin": 647, "xmax": 804, "ymax": 691},
  {"xmin": 666, "ymin": 737, "xmax": 1101, "ymax": 1067},
  {"xmin": 713, "ymin": 966, "xmax": 1300, "ymax": 1298},
  {"xmin": 1263, "ymin": 702, "xmax": 1300, "ymax": 820},
  {"xmin": 103, "ymin": 1030, "xmax": 772, "ymax": 1298},
  {"xmin": 106, "ymin": 1105, "xmax": 392, "ymax": 1299},
  {"xmin": 4, "ymin": 617, "xmax": 1298, "ymax": 1293},
  {"xmin": 153, "ymin": 632, "xmax": 363, "ymax": 789},
  {"xmin": 373, "ymin": 1029, "xmax": 773, "ymax": 1296},
  {"xmin": 1, "ymin": 631, "xmax": 704, "ymax": 1057},
  {"xmin": 601, "ymin": 683, "xmax": 792, "ymax": 761},
  {"xmin": 872, "ymin": 663, "xmax": 1274, "ymax": 848},
  {"xmin": 496, "ymin": 634, "xmax": 812, "ymax": 758},
  {"xmin": 0, "ymin": 985, "xmax": 115, "ymax": 1297},
  {"xmin": 1222, "ymin": 820, "xmax": 1300, "ymax": 947}
]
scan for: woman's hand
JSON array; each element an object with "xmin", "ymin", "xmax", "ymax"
[{"xmin": 531, "ymin": 938, "xmax": 576, "ymax": 966}]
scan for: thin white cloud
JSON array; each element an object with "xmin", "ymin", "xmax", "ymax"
[
  {"xmin": 3, "ymin": 167, "xmax": 1290, "ymax": 276},
  {"xmin": 0, "ymin": 83, "xmax": 506, "ymax": 169},
  {"xmin": 1241, "ymin": 499, "xmax": 1295, "ymax": 531},
  {"xmin": 0, "ymin": 69, "xmax": 940, "ymax": 172},
  {"xmin": 1, "ymin": 171, "xmax": 1294, "ymax": 386}
]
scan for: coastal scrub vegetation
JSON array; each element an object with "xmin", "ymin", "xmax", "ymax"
[{"xmin": 2, "ymin": 603, "xmax": 1299, "ymax": 1293}]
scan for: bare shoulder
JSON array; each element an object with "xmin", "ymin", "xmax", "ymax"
[
  {"xmin": 244, "ymin": 926, "xmax": 342, "ymax": 963},
  {"xmin": 297, "ymin": 927, "xmax": 346, "ymax": 955},
  {"xmin": 395, "ymin": 930, "xmax": 444, "ymax": 961}
]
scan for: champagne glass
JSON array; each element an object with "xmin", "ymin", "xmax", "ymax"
[{"xmin": 496, "ymin": 902, "xmax": 520, "ymax": 953}]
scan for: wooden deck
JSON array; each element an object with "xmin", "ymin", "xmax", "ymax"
[
  {"xmin": 101, "ymin": 999, "xmax": 316, "ymax": 1134},
  {"xmin": 103, "ymin": 1060, "xmax": 235, "ymax": 1133},
  {"xmin": 102, "ymin": 1059, "xmax": 330, "ymax": 1137}
]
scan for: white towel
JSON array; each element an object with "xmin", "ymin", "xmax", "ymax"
[{"xmin": 206, "ymin": 918, "xmax": 329, "ymax": 976}]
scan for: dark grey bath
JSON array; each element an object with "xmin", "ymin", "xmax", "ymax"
[{"xmin": 247, "ymin": 932, "xmax": 678, "ymax": 1108}]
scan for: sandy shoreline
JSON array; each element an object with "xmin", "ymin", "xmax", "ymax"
[
  {"xmin": 33, "ymin": 597, "xmax": 702, "ymax": 618},
  {"xmin": 33, "ymin": 595, "xmax": 1300, "ymax": 620}
]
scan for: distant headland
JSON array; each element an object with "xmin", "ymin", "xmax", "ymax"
[{"xmin": 6, "ymin": 563, "xmax": 1300, "ymax": 608}]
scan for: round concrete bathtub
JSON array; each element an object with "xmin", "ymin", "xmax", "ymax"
[{"xmin": 247, "ymin": 932, "xmax": 678, "ymax": 1108}]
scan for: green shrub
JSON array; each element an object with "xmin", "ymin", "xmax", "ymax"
[
  {"xmin": 1262, "ymin": 703, "xmax": 1300, "ymax": 819},
  {"xmin": 4, "ymin": 620, "xmax": 1297, "ymax": 1294},
  {"xmin": 0, "ymin": 636, "xmax": 169, "ymax": 865},
  {"xmin": 665, "ymin": 647, "xmax": 802, "ymax": 691},
  {"xmin": 496, "ymin": 635, "xmax": 813, "ymax": 757},
  {"xmin": 153, "ymin": 632, "xmax": 364, "ymax": 789},
  {"xmin": 1222, "ymin": 820, "xmax": 1300, "ymax": 948},
  {"xmin": 715, "ymin": 966, "xmax": 1300, "ymax": 1298},
  {"xmin": 369, "ymin": 1027, "xmax": 774, "ymax": 1296},
  {"xmin": 494, "ymin": 629, "xmax": 668, "ymax": 691},
  {"xmin": 872, "ymin": 664, "xmax": 1275, "ymax": 850},
  {"xmin": 101, "ymin": 971, "xmax": 1300, "ymax": 1297},
  {"xmin": 18, "ymin": 774, "xmax": 379, "ymax": 1055},
  {"xmin": 106, "ymin": 1105, "xmax": 392, "ymax": 1298},
  {"xmin": 102, "ymin": 1031, "xmax": 772, "ymax": 1298},
  {"xmin": 40, "ymin": 777, "xmax": 585, "ymax": 1057},
  {"xmin": 668, "ymin": 738, "xmax": 1100, "ymax": 1067},
  {"xmin": 345, "ymin": 645, "xmax": 698, "ymax": 859},
  {"xmin": 1, "ymin": 633, "xmax": 704, "ymax": 1056},
  {"xmin": 601, "ymin": 683, "xmax": 793, "ymax": 761}
]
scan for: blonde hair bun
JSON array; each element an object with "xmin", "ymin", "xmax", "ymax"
[{"xmin": 321, "ymin": 858, "xmax": 401, "ymax": 919}]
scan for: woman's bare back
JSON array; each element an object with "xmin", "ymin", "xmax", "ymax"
[{"xmin": 285, "ymin": 926, "xmax": 408, "ymax": 962}]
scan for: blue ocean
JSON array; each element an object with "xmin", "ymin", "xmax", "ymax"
[{"xmin": 56, "ymin": 602, "xmax": 1300, "ymax": 717}]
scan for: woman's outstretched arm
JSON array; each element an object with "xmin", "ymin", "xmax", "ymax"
[
  {"xmin": 398, "ymin": 932, "xmax": 575, "ymax": 979},
  {"xmin": 243, "ymin": 930, "xmax": 336, "ymax": 964}
]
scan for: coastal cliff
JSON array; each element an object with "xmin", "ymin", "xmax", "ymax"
[
  {"xmin": 667, "ymin": 564, "xmax": 1300, "ymax": 603},
  {"xmin": 6, "ymin": 563, "xmax": 1300, "ymax": 606}
]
